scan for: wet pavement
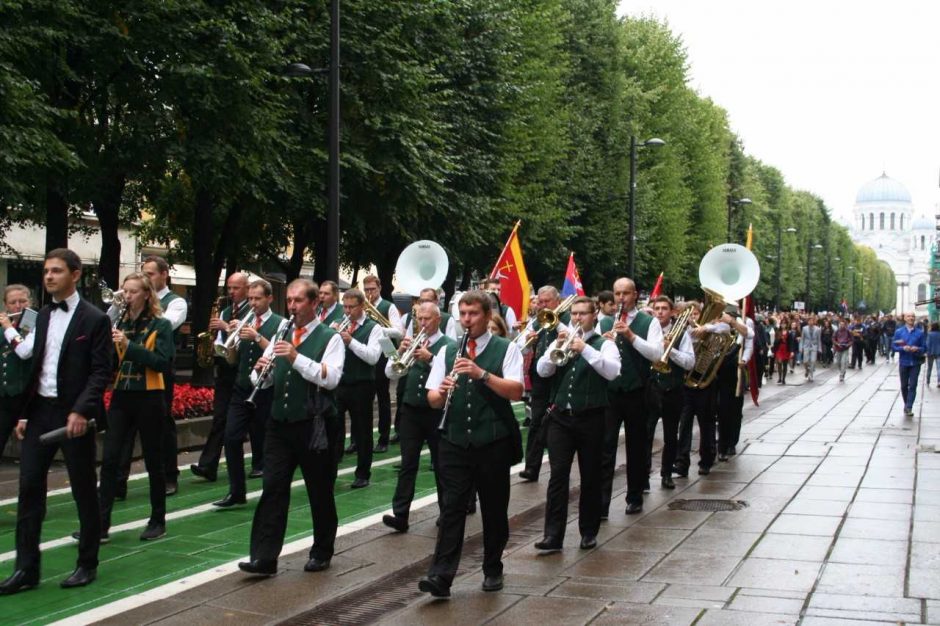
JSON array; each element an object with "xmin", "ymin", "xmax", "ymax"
[{"xmin": 6, "ymin": 357, "xmax": 940, "ymax": 625}]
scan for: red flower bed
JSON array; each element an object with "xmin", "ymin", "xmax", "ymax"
[{"xmin": 103, "ymin": 384, "xmax": 214, "ymax": 421}]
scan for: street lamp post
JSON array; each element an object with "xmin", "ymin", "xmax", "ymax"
[
  {"xmin": 727, "ymin": 196, "xmax": 752, "ymax": 243},
  {"xmin": 806, "ymin": 241, "xmax": 823, "ymax": 312},
  {"xmin": 627, "ymin": 136, "xmax": 665, "ymax": 278},
  {"xmin": 776, "ymin": 224, "xmax": 797, "ymax": 311},
  {"xmin": 829, "ymin": 256, "xmax": 841, "ymax": 311}
]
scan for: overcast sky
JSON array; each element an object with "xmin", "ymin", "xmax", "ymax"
[{"xmin": 617, "ymin": 0, "xmax": 940, "ymax": 224}]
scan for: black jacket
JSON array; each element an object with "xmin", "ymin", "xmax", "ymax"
[{"xmin": 24, "ymin": 298, "xmax": 113, "ymax": 431}]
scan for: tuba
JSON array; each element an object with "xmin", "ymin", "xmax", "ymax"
[
  {"xmin": 196, "ymin": 296, "xmax": 226, "ymax": 369},
  {"xmin": 685, "ymin": 244, "xmax": 760, "ymax": 389},
  {"xmin": 395, "ymin": 240, "xmax": 449, "ymax": 298}
]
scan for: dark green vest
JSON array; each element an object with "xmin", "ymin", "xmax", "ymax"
[
  {"xmin": 317, "ymin": 303, "xmax": 344, "ymax": 326},
  {"xmin": 527, "ymin": 310, "xmax": 571, "ymax": 396},
  {"xmin": 550, "ymin": 333, "xmax": 609, "ymax": 410},
  {"xmin": 0, "ymin": 330, "xmax": 31, "ymax": 397},
  {"xmin": 374, "ymin": 298, "xmax": 392, "ymax": 318},
  {"xmin": 440, "ymin": 311, "xmax": 452, "ymax": 335},
  {"xmin": 271, "ymin": 324, "xmax": 334, "ymax": 422},
  {"xmin": 608, "ymin": 310, "xmax": 654, "ymax": 394},
  {"xmin": 443, "ymin": 335, "xmax": 516, "ymax": 448},
  {"xmin": 402, "ymin": 334, "xmax": 457, "ymax": 408},
  {"xmin": 235, "ymin": 313, "xmax": 285, "ymax": 390},
  {"xmin": 340, "ymin": 317, "xmax": 377, "ymax": 384},
  {"xmin": 159, "ymin": 291, "xmax": 185, "ymax": 341},
  {"xmin": 115, "ymin": 316, "xmax": 175, "ymax": 392}
]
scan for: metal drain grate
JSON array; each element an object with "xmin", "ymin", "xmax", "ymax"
[{"xmin": 668, "ymin": 499, "xmax": 748, "ymax": 512}]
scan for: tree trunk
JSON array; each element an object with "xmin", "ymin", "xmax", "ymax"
[
  {"xmin": 311, "ymin": 215, "xmax": 328, "ymax": 283},
  {"xmin": 377, "ymin": 247, "xmax": 398, "ymax": 300},
  {"xmin": 44, "ymin": 183, "xmax": 69, "ymax": 252},
  {"xmin": 93, "ymin": 173, "xmax": 126, "ymax": 288},
  {"xmin": 287, "ymin": 216, "xmax": 316, "ymax": 282},
  {"xmin": 190, "ymin": 190, "xmax": 217, "ymax": 386}
]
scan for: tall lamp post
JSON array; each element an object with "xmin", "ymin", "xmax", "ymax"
[
  {"xmin": 776, "ymin": 224, "xmax": 797, "ymax": 310},
  {"xmin": 848, "ymin": 266, "xmax": 856, "ymax": 312},
  {"xmin": 829, "ymin": 256, "xmax": 841, "ymax": 311},
  {"xmin": 805, "ymin": 241, "xmax": 823, "ymax": 311},
  {"xmin": 727, "ymin": 196, "xmax": 752, "ymax": 243},
  {"xmin": 627, "ymin": 136, "xmax": 665, "ymax": 278}
]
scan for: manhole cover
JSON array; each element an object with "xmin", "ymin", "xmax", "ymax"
[{"xmin": 668, "ymin": 499, "xmax": 748, "ymax": 512}]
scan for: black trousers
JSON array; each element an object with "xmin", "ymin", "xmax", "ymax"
[
  {"xmin": 717, "ymin": 364, "xmax": 744, "ymax": 454},
  {"xmin": 100, "ymin": 391, "xmax": 166, "ymax": 529},
  {"xmin": 225, "ymin": 386, "xmax": 271, "ymax": 499},
  {"xmin": 851, "ymin": 342, "xmax": 864, "ymax": 368},
  {"xmin": 0, "ymin": 393, "xmax": 25, "ymax": 459},
  {"xmin": 647, "ymin": 385, "xmax": 682, "ymax": 478},
  {"xmin": 675, "ymin": 386, "xmax": 717, "ymax": 472},
  {"xmin": 375, "ymin": 357, "xmax": 392, "ymax": 445},
  {"xmin": 249, "ymin": 415, "xmax": 343, "ymax": 564},
  {"xmin": 544, "ymin": 408, "xmax": 604, "ymax": 541},
  {"xmin": 16, "ymin": 397, "xmax": 100, "ymax": 573},
  {"xmin": 523, "ymin": 389, "xmax": 550, "ymax": 476},
  {"xmin": 337, "ymin": 380, "xmax": 376, "ymax": 480},
  {"xmin": 391, "ymin": 403, "xmax": 442, "ymax": 520},
  {"xmin": 602, "ymin": 387, "xmax": 647, "ymax": 511},
  {"xmin": 428, "ymin": 437, "xmax": 512, "ymax": 586},
  {"xmin": 195, "ymin": 368, "xmax": 236, "ymax": 472}
]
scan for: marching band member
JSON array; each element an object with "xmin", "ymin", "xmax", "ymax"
[
  {"xmin": 418, "ymin": 291, "xmax": 524, "ymax": 598},
  {"xmin": 382, "ymin": 302, "xmax": 456, "ymax": 532},
  {"xmin": 0, "ymin": 285, "xmax": 34, "ymax": 459},
  {"xmin": 482, "ymin": 277, "xmax": 518, "ymax": 332},
  {"xmin": 717, "ymin": 306, "xmax": 754, "ymax": 461},
  {"xmin": 316, "ymin": 280, "xmax": 344, "ymax": 326},
  {"xmin": 0, "ymin": 249, "xmax": 111, "ymax": 594},
  {"xmin": 239, "ymin": 279, "xmax": 345, "ymax": 576},
  {"xmin": 94, "ymin": 272, "xmax": 174, "ymax": 542},
  {"xmin": 191, "ymin": 272, "xmax": 251, "ymax": 483},
  {"xmin": 600, "ymin": 278, "xmax": 663, "ymax": 516},
  {"xmin": 213, "ymin": 279, "xmax": 284, "ymax": 508},
  {"xmin": 595, "ymin": 290, "xmax": 616, "ymax": 328},
  {"xmin": 333, "ymin": 288, "xmax": 383, "ymax": 488},
  {"xmin": 363, "ymin": 275, "xmax": 401, "ymax": 453},
  {"xmin": 647, "ymin": 296, "xmax": 694, "ymax": 489},
  {"xmin": 534, "ymin": 296, "xmax": 620, "ymax": 551}
]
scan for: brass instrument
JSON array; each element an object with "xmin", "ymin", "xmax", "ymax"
[
  {"xmin": 99, "ymin": 280, "xmax": 125, "ymax": 306},
  {"xmin": 215, "ymin": 312, "xmax": 256, "ymax": 365},
  {"xmin": 334, "ymin": 315, "xmax": 352, "ymax": 333},
  {"xmin": 391, "ymin": 326, "xmax": 428, "ymax": 374},
  {"xmin": 363, "ymin": 297, "xmax": 393, "ymax": 328},
  {"xmin": 246, "ymin": 315, "xmax": 295, "ymax": 407},
  {"xmin": 548, "ymin": 327, "xmax": 583, "ymax": 367},
  {"xmin": 652, "ymin": 306, "xmax": 694, "ymax": 374},
  {"xmin": 195, "ymin": 296, "xmax": 226, "ymax": 368},
  {"xmin": 522, "ymin": 294, "xmax": 577, "ymax": 350}
]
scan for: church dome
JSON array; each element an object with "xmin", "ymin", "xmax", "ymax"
[
  {"xmin": 912, "ymin": 214, "xmax": 933, "ymax": 230},
  {"xmin": 856, "ymin": 173, "xmax": 912, "ymax": 204}
]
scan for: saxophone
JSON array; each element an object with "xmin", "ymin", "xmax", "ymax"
[{"xmin": 196, "ymin": 296, "xmax": 225, "ymax": 368}]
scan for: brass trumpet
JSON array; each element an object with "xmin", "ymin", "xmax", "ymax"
[
  {"xmin": 548, "ymin": 327, "xmax": 583, "ymax": 367},
  {"xmin": 215, "ymin": 312, "xmax": 256, "ymax": 365},
  {"xmin": 391, "ymin": 326, "xmax": 428, "ymax": 374},
  {"xmin": 651, "ymin": 306, "xmax": 693, "ymax": 374}
]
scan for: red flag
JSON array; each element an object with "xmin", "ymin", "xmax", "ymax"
[
  {"xmin": 649, "ymin": 272, "xmax": 664, "ymax": 299},
  {"xmin": 489, "ymin": 221, "xmax": 530, "ymax": 322},
  {"xmin": 562, "ymin": 252, "xmax": 585, "ymax": 297},
  {"xmin": 743, "ymin": 223, "xmax": 759, "ymax": 406}
]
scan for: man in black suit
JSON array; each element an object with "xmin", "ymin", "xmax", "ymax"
[{"xmin": 0, "ymin": 249, "xmax": 112, "ymax": 594}]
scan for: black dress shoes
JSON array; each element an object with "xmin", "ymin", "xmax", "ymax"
[
  {"xmin": 382, "ymin": 514, "xmax": 409, "ymax": 533},
  {"xmin": 248, "ymin": 468, "xmax": 264, "ymax": 479},
  {"xmin": 698, "ymin": 466, "xmax": 711, "ymax": 476},
  {"xmin": 140, "ymin": 522, "xmax": 166, "ymax": 541},
  {"xmin": 625, "ymin": 502, "xmax": 643, "ymax": 515},
  {"xmin": 482, "ymin": 574, "xmax": 504, "ymax": 592},
  {"xmin": 71, "ymin": 529, "xmax": 110, "ymax": 544},
  {"xmin": 213, "ymin": 494, "xmax": 247, "ymax": 508},
  {"xmin": 418, "ymin": 575, "xmax": 451, "ymax": 598},
  {"xmin": 344, "ymin": 443, "xmax": 357, "ymax": 455},
  {"xmin": 661, "ymin": 476, "xmax": 676, "ymax": 489},
  {"xmin": 580, "ymin": 535, "xmax": 597, "ymax": 550},
  {"xmin": 60, "ymin": 566, "xmax": 96, "ymax": 589},
  {"xmin": 304, "ymin": 557, "xmax": 331, "ymax": 572},
  {"xmin": 718, "ymin": 453, "xmax": 729, "ymax": 462},
  {"xmin": 165, "ymin": 482, "xmax": 178, "ymax": 496},
  {"xmin": 466, "ymin": 499, "xmax": 477, "ymax": 515},
  {"xmin": 189, "ymin": 464, "xmax": 217, "ymax": 482},
  {"xmin": 0, "ymin": 570, "xmax": 38, "ymax": 595},
  {"xmin": 534, "ymin": 538, "xmax": 563, "ymax": 552},
  {"xmin": 374, "ymin": 443, "xmax": 389, "ymax": 454},
  {"xmin": 350, "ymin": 478, "xmax": 369, "ymax": 489},
  {"xmin": 115, "ymin": 483, "xmax": 128, "ymax": 501},
  {"xmin": 389, "ymin": 432, "xmax": 400, "ymax": 444},
  {"xmin": 518, "ymin": 470, "xmax": 538, "ymax": 482},
  {"xmin": 238, "ymin": 560, "xmax": 277, "ymax": 576}
]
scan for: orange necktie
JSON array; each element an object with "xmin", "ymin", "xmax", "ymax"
[
  {"xmin": 293, "ymin": 327, "xmax": 305, "ymax": 347},
  {"xmin": 348, "ymin": 321, "xmax": 358, "ymax": 334},
  {"xmin": 319, "ymin": 307, "xmax": 327, "ymax": 321},
  {"xmin": 467, "ymin": 337, "xmax": 477, "ymax": 361},
  {"xmin": 254, "ymin": 317, "xmax": 262, "ymax": 330}
]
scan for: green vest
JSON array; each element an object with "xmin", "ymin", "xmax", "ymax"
[
  {"xmin": 114, "ymin": 316, "xmax": 175, "ymax": 392},
  {"xmin": 0, "ymin": 330, "xmax": 31, "ymax": 397},
  {"xmin": 550, "ymin": 333, "xmax": 609, "ymax": 410},
  {"xmin": 443, "ymin": 335, "xmax": 515, "ymax": 448},
  {"xmin": 402, "ymin": 334, "xmax": 457, "ymax": 408},
  {"xmin": 440, "ymin": 311, "xmax": 452, "ymax": 332},
  {"xmin": 608, "ymin": 310, "xmax": 654, "ymax": 394},
  {"xmin": 235, "ymin": 313, "xmax": 285, "ymax": 390},
  {"xmin": 374, "ymin": 298, "xmax": 392, "ymax": 318},
  {"xmin": 271, "ymin": 324, "xmax": 335, "ymax": 422},
  {"xmin": 340, "ymin": 317, "xmax": 377, "ymax": 384},
  {"xmin": 159, "ymin": 291, "xmax": 185, "ymax": 341},
  {"xmin": 317, "ymin": 303, "xmax": 344, "ymax": 326}
]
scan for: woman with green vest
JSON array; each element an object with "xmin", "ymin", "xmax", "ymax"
[
  {"xmin": 0, "ymin": 285, "xmax": 34, "ymax": 459},
  {"xmin": 418, "ymin": 290, "xmax": 524, "ymax": 599},
  {"xmin": 97, "ymin": 272, "xmax": 175, "ymax": 542},
  {"xmin": 534, "ymin": 296, "xmax": 621, "ymax": 552}
]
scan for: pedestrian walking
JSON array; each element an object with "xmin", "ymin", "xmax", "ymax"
[{"xmin": 892, "ymin": 312, "xmax": 925, "ymax": 418}]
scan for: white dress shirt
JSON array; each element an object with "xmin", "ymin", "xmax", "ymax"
[
  {"xmin": 251, "ymin": 317, "xmax": 345, "ymax": 390},
  {"xmin": 660, "ymin": 322, "xmax": 696, "ymax": 371},
  {"xmin": 374, "ymin": 297, "xmax": 403, "ymax": 341},
  {"xmin": 502, "ymin": 305, "xmax": 518, "ymax": 333},
  {"xmin": 346, "ymin": 314, "xmax": 383, "ymax": 366},
  {"xmin": 37, "ymin": 291, "xmax": 81, "ymax": 398},
  {"xmin": 214, "ymin": 299, "xmax": 249, "ymax": 345},
  {"xmin": 536, "ymin": 328, "xmax": 621, "ymax": 381},
  {"xmin": 156, "ymin": 286, "xmax": 188, "ymax": 331},
  {"xmin": 620, "ymin": 308, "xmax": 664, "ymax": 363},
  {"xmin": 385, "ymin": 330, "xmax": 442, "ymax": 380},
  {"xmin": 741, "ymin": 317, "xmax": 755, "ymax": 363},
  {"xmin": 3, "ymin": 324, "xmax": 34, "ymax": 359},
  {"xmin": 425, "ymin": 331, "xmax": 524, "ymax": 390}
]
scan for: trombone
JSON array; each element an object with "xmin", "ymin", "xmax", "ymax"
[
  {"xmin": 651, "ymin": 306, "xmax": 694, "ymax": 374},
  {"xmin": 521, "ymin": 294, "xmax": 576, "ymax": 350}
]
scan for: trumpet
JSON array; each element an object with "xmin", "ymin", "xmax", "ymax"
[
  {"xmin": 215, "ymin": 312, "xmax": 256, "ymax": 365},
  {"xmin": 651, "ymin": 306, "xmax": 694, "ymax": 374},
  {"xmin": 548, "ymin": 327, "xmax": 583, "ymax": 366},
  {"xmin": 391, "ymin": 326, "xmax": 428, "ymax": 375},
  {"xmin": 99, "ymin": 280, "xmax": 124, "ymax": 306},
  {"xmin": 246, "ymin": 315, "xmax": 295, "ymax": 407},
  {"xmin": 522, "ymin": 294, "xmax": 577, "ymax": 350},
  {"xmin": 334, "ymin": 315, "xmax": 352, "ymax": 333}
]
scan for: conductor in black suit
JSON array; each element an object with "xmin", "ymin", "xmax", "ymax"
[{"xmin": 0, "ymin": 249, "xmax": 112, "ymax": 594}]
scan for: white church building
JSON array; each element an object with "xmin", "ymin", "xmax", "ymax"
[{"xmin": 850, "ymin": 173, "xmax": 933, "ymax": 314}]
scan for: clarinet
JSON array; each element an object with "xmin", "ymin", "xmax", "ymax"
[
  {"xmin": 438, "ymin": 331, "xmax": 471, "ymax": 431},
  {"xmin": 246, "ymin": 315, "xmax": 295, "ymax": 407}
]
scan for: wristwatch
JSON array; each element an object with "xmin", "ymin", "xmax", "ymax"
[
  {"xmin": 480, "ymin": 371, "xmax": 491, "ymax": 384},
  {"xmin": 254, "ymin": 334, "xmax": 262, "ymax": 344}
]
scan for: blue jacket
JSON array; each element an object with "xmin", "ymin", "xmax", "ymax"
[
  {"xmin": 892, "ymin": 325, "xmax": 926, "ymax": 366},
  {"xmin": 927, "ymin": 331, "xmax": 940, "ymax": 357}
]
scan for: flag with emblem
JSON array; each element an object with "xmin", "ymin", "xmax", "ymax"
[
  {"xmin": 561, "ymin": 252, "xmax": 584, "ymax": 297},
  {"xmin": 489, "ymin": 221, "xmax": 530, "ymax": 322}
]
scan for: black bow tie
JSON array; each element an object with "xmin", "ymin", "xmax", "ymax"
[{"xmin": 49, "ymin": 300, "xmax": 69, "ymax": 312}]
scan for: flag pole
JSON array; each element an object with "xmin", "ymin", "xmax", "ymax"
[{"xmin": 489, "ymin": 220, "xmax": 522, "ymax": 278}]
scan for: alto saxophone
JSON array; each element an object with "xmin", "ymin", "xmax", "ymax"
[{"xmin": 196, "ymin": 296, "xmax": 225, "ymax": 368}]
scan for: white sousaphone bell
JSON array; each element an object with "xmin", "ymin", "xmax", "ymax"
[
  {"xmin": 698, "ymin": 243, "xmax": 761, "ymax": 303},
  {"xmin": 395, "ymin": 240, "xmax": 449, "ymax": 297}
]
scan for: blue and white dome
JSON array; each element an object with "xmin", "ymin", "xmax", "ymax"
[
  {"xmin": 912, "ymin": 214, "xmax": 934, "ymax": 230},
  {"xmin": 855, "ymin": 173, "xmax": 912, "ymax": 205}
]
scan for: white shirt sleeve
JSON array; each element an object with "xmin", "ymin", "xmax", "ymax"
[
  {"xmin": 631, "ymin": 318, "xmax": 664, "ymax": 363},
  {"xmin": 425, "ymin": 346, "xmax": 449, "ymax": 390},
  {"xmin": 670, "ymin": 329, "xmax": 696, "ymax": 371},
  {"xmin": 501, "ymin": 340, "xmax": 524, "ymax": 384},
  {"xmin": 383, "ymin": 304, "xmax": 403, "ymax": 341},
  {"xmin": 349, "ymin": 324, "xmax": 382, "ymax": 366},
  {"xmin": 741, "ymin": 319, "xmax": 755, "ymax": 363},
  {"xmin": 249, "ymin": 319, "xmax": 286, "ymax": 389},
  {"xmin": 445, "ymin": 316, "xmax": 457, "ymax": 340},
  {"xmin": 293, "ymin": 333, "xmax": 345, "ymax": 390},
  {"xmin": 580, "ymin": 338, "xmax": 622, "ymax": 381},
  {"xmin": 4, "ymin": 327, "xmax": 33, "ymax": 359},
  {"xmin": 164, "ymin": 297, "xmax": 188, "ymax": 331},
  {"xmin": 536, "ymin": 349, "xmax": 557, "ymax": 379}
]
